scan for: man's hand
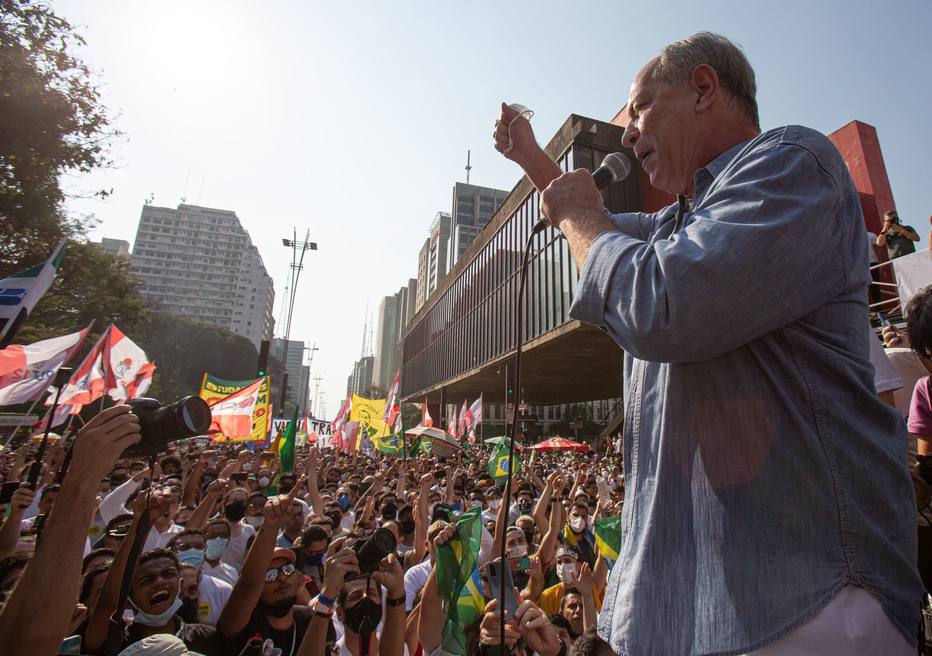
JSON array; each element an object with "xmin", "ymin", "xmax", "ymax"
[
  {"xmin": 372, "ymin": 553, "xmax": 405, "ymax": 599},
  {"xmin": 8, "ymin": 484, "xmax": 34, "ymax": 516},
  {"xmin": 574, "ymin": 562, "xmax": 595, "ymax": 596},
  {"xmin": 515, "ymin": 598, "xmax": 562, "ymax": 656},
  {"xmin": 493, "ymin": 102, "xmax": 539, "ymax": 166},
  {"xmin": 261, "ymin": 477, "xmax": 305, "ymax": 529},
  {"xmin": 321, "ymin": 548, "xmax": 360, "ymax": 600},
  {"xmin": 478, "ymin": 598, "xmax": 521, "ymax": 648},
  {"xmin": 70, "ymin": 406, "xmax": 141, "ymax": 480},
  {"xmin": 882, "ymin": 324, "xmax": 905, "ymax": 348},
  {"xmin": 205, "ymin": 478, "xmax": 231, "ymax": 499},
  {"xmin": 540, "ymin": 169, "xmax": 605, "ymax": 231}
]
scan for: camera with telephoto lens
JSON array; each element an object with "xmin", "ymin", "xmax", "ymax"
[
  {"xmin": 123, "ymin": 397, "xmax": 212, "ymax": 457},
  {"xmin": 351, "ymin": 527, "xmax": 397, "ymax": 575}
]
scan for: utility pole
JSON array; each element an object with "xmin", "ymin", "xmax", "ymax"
[
  {"xmin": 465, "ymin": 149, "xmax": 472, "ymax": 184},
  {"xmin": 312, "ymin": 375, "xmax": 323, "ymax": 418},
  {"xmin": 278, "ymin": 229, "xmax": 318, "ymax": 415}
]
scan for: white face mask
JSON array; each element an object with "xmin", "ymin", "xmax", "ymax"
[
  {"xmin": 242, "ymin": 463, "xmax": 253, "ymax": 472},
  {"xmin": 506, "ymin": 544, "xmax": 528, "ymax": 559},
  {"xmin": 470, "ymin": 501, "xmax": 482, "ymax": 509},
  {"xmin": 244, "ymin": 515, "xmax": 264, "ymax": 529},
  {"xmin": 130, "ymin": 596, "xmax": 182, "ymax": 627},
  {"xmin": 257, "ymin": 476, "xmax": 271, "ymax": 488},
  {"xmin": 569, "ymin": 516, "xmax": 586, "ymax": 533},
  {"xmin": 556, "ymin": 562, "xmax": 576, "ymax": 583},
  {"xmin": 488, "ymin": 499, "xmax": 501, "ymax": 510}
]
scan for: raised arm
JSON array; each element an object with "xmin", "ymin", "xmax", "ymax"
[
  {"xmin": 0, "ymin": 485, "xmax": 33, "ymax": 560},
  {"xmin": 0, "ymin": 406, "xmax": 141, "ymax": 656},
  {"xmin": 218, "ymin": 480, "xmax": 303, "ymax": 639},
  {"xmin": 305, "ymin": 448, "xmax": 325, "ymax": 514},
  {"xmin": 296, "ymin": 547, "xmax": 359, "ymax": 656},
  {"xmin": 186, "ymin": 478, "xmax": 229, "ymax": 530},
  {"xmin": 537, "ymin": 494, "xmax": 563, "ymax": 571},
  {"xmin": 373, "ymin": 554, "xmax": 406, "ymax": 656}
]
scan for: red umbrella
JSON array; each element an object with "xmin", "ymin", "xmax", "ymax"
[{"xmin": 529, "ymin": 436, "xmax": 590, "ymax": 452}]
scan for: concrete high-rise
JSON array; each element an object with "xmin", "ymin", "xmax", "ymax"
[
  {"xmin": 415, "ymin": 212, "xmax": 451, "ymax": 311},
  {"xmin": 448, "ymin": 182, "xmax": 508, "ymax": 267},
  {"xmin": 92, "ymin": 237, "xmax": 130, "ymax": 257},
  {"xmin": 130, "ymin": 203, "xmax": 275, "ymax": 347},
  {"xmin": 346, "ymin": 356, "xmax": 375, "ymax": 397},
  {"xmin": 271, "ymin": 338, "xmax": 310, "ymax": 414},
  {"xmin": 373, "ymin": 279, "xmax": 418, "ymax": 389}
]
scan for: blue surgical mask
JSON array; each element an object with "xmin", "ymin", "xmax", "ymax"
[
  {"xmin": 131, "ymin": 596, "xmax": 182, "ymax": 627},
  {"xmin": 338, "ymin": 493, "xmax": 350, "ymax": 510},
  {"xmin": 177, "ymin": 547, "xmax": 205, "ymax": 569},
  {"xmin": 205, "ymin": 537, "xmax": 228, "ymax": 561}
]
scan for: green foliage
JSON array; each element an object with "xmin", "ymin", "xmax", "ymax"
[
  {"xmin": 0, "ymin": 0, "xmax": 117, "ymax": 275},
  {"xmin": 15, "ymin": 240, "xmax": 148, "ymax": 344},
  {"xmin": 400, "ymin": 402, "xmax": 421, "ymax": 429},
  {"xmin": 136, "ymin": 312, "xmax": 259, "ymax": 403}
]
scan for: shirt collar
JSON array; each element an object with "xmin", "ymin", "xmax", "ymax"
[{"xmin": 692, "ymin": 138, "xmax": 752, "ymax": 205}]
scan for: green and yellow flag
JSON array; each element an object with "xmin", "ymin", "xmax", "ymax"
[
  {"xmin": 373, "ymin": 417, "xmax": 404, "ymax": 457},
  {"xmin": 594, "ymin": 514, "xmax": 622, "ymax": 569},
  {"xmin": 434, "ymin": 507, "xmax": 484, "ymax": 655},
  {"xmin": 487, "ymin": 439, "xmax": 520, "ymax": 485},
  {"xmin": 278, "ymin": 407, "xmax": 298, "ymax": 473},
  {"xmin": 349, "ymin": 394, "xmax": 389, "ymax": 438}
]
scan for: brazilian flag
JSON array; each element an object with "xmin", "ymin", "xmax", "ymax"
[
  {"xmin": 374, "ymin": 418, "xmax": 404, "ymax": 457},
  {"xmin": 594, "ymin": 514, "xmax": 622, "ymax": 569},
  {"xmin": 487, "ymin": 440, "xmax": 520, "ymax": 485},
  {"xmin": 434, "ymin": 507, "xmax": 484, "ymax": 655}
]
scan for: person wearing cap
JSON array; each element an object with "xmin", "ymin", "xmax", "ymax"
[
  {"xmin": 538, "ymin": 545, "xmax": 602, "ymax": 615},
  {"xmin": 481, "ymin": 486, "xmax": 502, "ymax": 525},
  {"xmin": 219, "ymin": 485, "xmax": 313, "ymax": 655}
]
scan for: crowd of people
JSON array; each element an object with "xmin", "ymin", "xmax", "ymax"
[{"xmin": 0, "ymin": 411, "xmax": 628, "ymax": 655}]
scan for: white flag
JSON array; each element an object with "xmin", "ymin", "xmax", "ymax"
[
  {"xmin": 106, "ymin": 325, "xmax": 155, "ymax": 402},
  {"xmin": 0, "ymin": 241, "xmax": 65, "ymax": 346},
  {"xmin": 0, "ymin": 323, "xmax": 91, "ymax": 406}
]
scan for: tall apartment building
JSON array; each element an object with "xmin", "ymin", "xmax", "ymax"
[
  {"xmin": 346, "ymin": 356, "xmax": 375, "ymax": 397},
  {"xmin": 130, "ymin": 203, "xmax": 275, "ymax": 347},
  {"xmin": 271, "ymin": 338, "xmax": 310, "ymax": 414},
  {"xmin": 448, "ymin": 182, "xmax": 508, "ymax": 267},
  {"xmin": 415, "ymin": 211, "xmax": 451, "ymax": 311},
  {"xmin": 373, "ymin": 278, "xmax": 418, "ymax": 389}
]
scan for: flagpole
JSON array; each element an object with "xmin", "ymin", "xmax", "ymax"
[{"xmin": 3, "ymin": 395, "xmax": 43, "ymax": 445}]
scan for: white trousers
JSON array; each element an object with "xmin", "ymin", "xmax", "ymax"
[{"xmin": 745, "ymin": 586, "xmax": 915, "ymax": 656}]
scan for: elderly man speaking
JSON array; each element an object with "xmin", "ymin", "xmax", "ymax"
[{"xmin": 494, "ymin": 33, "xmax": 920, "ymax": 655}]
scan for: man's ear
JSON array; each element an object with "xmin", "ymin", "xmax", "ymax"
[{"xmin": 689, "ymin": 63, "xmax": 720, "ymax": 114}]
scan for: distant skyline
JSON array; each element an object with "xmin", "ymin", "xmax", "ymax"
[{"xmin": 54, "ymin": 0, "xmax": 932, "ymax": 416}]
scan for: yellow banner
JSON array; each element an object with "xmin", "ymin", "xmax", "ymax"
[
  {"xmin": 349, "ymin": 394, "xmax": 389, "ymax": 438},
  {"xmin": 200, "ymin": 373, "xmax": 271, "ymax": 442}
]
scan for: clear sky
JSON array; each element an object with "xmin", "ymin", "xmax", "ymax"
[{"xmin": 54, "ymin": 0, "xmax": 932, "ymax": 418}]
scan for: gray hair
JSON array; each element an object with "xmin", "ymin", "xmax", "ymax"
[{"xmin": 647, "ymin": 32, "xmax": 760, "ymax": 131}]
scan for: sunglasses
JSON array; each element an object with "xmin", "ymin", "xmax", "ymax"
[{"xmin": 265, "ymin": 562, "xmax": 297, "ymax": 583}]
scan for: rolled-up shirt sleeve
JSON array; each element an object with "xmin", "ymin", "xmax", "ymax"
[{"xmin": 570, "ymin": 142, "xmax": 849, "ymax": 362}]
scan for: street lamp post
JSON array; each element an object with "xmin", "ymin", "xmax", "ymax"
[{"xmin": 278, "ymin": 229, "xmax": 317, "ymax": 416}]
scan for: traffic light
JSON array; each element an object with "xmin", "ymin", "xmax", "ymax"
[{"xmin": 257, "ymin": 339, "xmax": 270, "ymax": 377}]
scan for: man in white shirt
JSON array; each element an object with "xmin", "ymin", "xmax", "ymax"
[
  {"xmin": 169, "ymin": 529, "xmax": 233, "ymax": 625},
  {"xmin": 201, "ymin": 518, "xmax": 239, "ymax": 586}
]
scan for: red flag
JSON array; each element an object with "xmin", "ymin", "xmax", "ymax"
[
  {"xmin": 468, "ymin": 394, "xmax": 483, "ymax": 442},
  {"xmin": 384, "ymin": 371, "xmax": 400, "ymax": 426},
  {"xmin": 105, "ymin": 325, "xmax": 155, "ymax": 401},
  {"xmin": 332, "ymin": 397, "xmax": 352, "ymax": 431},
  {"xmin": 207, "ymin": 378, "xmax": 262, "ymax": 441},
  {"xmin": 421, "ymin": 398, "xmax": 433, "ymax": 427},
  {"xmin": 457, "ymin": 399, "xmax": 470, "ymax": 441},
  {"xmin": 449, "ymin": 405, "xmax": 458, "ymax": 438},
  {"xmin": 53, "ymin": 326, "xmax": 112, "ymax": 407}
]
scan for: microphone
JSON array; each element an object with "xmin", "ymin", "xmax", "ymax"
[{"xmin": 532, "ymin": 152, "xmax": 631, "ymax": 235}]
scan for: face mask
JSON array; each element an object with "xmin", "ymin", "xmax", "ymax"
[
  {"xmin": 224, "ymin": 500, "xmax": 247, "ymax": 522},
  {"xmin": 343, "ymin": 596, "xmax": 382, "ymax": 635},
  {"xmin": 338, "ymin": 494, "xmax": 351, "ymax": 510},
  {"xmin": 242, "ymin": 463, "xmax": 253, "ymax": 472},
  {"xmin": 569, "ymin": 516, "xmax": 586, "ymax": 533},
  {"xmin": 488, "ymin": 499, "xmax": 501, "ymax": 510},
  {"xmin": 205, "ymin": 537, "xmax": 228, "ymax": 561},
  {"xmin": 517, "ymin": 500, "xmax": 532, "ymax": 514},
  {"xmin": 470, "ymin": 501, "xmax": 482, "ymax": 509},
  {"xmin": 177, "ymin": 548, "xmax": 205, "ymax": 569},
  {"xmin": 507, "ymin": 544, "xmax": 528, "ymax": 559},
  {"xmin": 131, "ymin": 596, "xmax": 182, "ymax": 627},
  {"xmin": 399, "ymin": 518, "xmax": 416, "ymax": 535},
  {"xmin": 381, "ymin": 502, "xmax": 397, "ymax": 520},
  {"xmin": 257, "ymin": 476, "xmax": 271, "ymax": 489},
  {"xmin": 245, "ymin": 515, "xmax": 264, "ymax": 529},
  {"xmin": 557, "ymin": 562, "xmax": 576, "ymax": 582}
]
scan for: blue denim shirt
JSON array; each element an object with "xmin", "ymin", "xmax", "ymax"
[{"xmin": 569, "ymin": 125, "xmax": 921, "ymax": 655}]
